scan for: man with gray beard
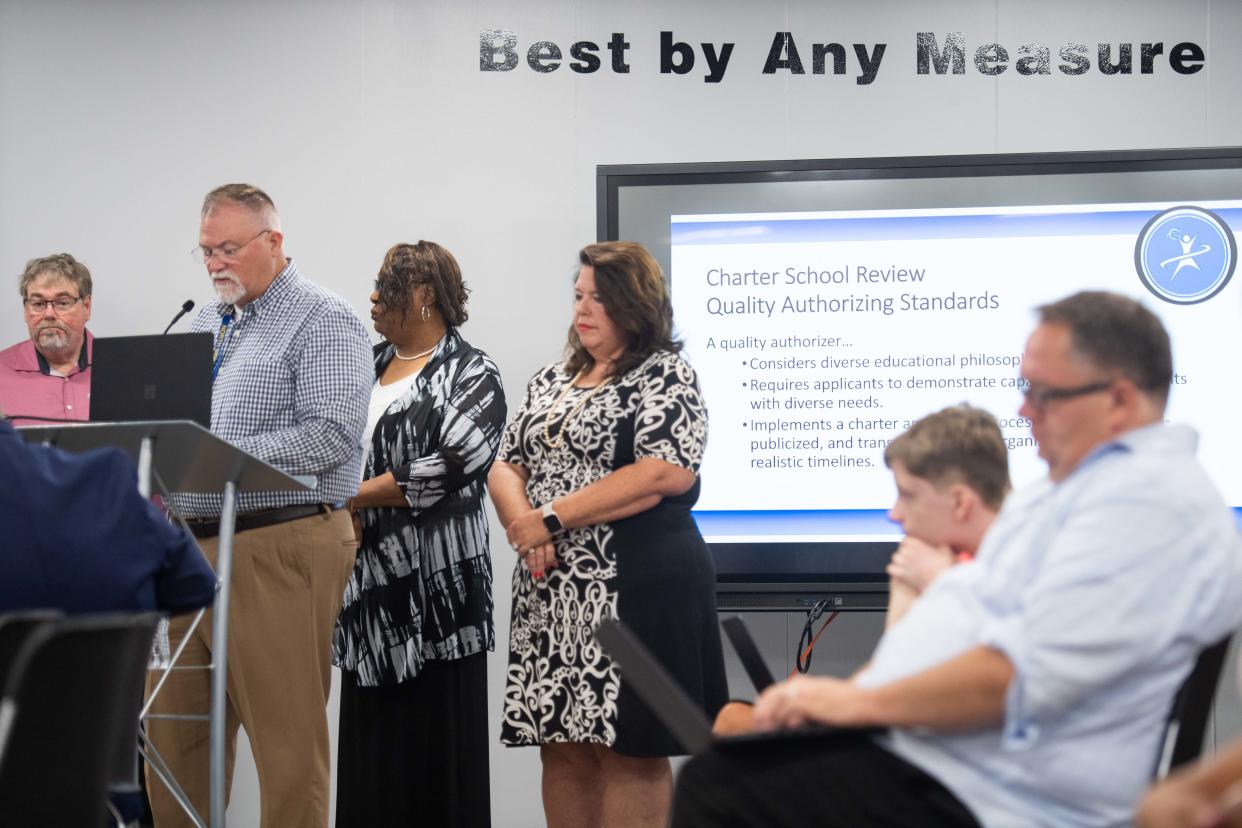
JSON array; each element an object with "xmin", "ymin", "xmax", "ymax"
[
  {"xmin": 144, "ymin": 184, "xmax": 372, "ymax": 828},
  {"xmin": 0, "ymin": 253, "xmax": 94, "ymax": 424}
]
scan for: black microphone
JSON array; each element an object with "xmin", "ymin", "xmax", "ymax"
[{"xmin": 163, "ymin": 300, "xmax": 195, "ymax": 334}]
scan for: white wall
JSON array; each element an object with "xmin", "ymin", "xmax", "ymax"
[{"xmin": 3, "ymin": 1, "xmax": 1241, "ymax": 824}]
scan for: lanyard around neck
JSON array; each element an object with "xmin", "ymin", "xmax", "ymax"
[{"xmin": 210, "ymin": 309, "xmax": 235, "ymax": 384}]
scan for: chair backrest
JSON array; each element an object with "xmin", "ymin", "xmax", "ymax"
[
  {"xmin": 0, "ymin": 613, "xmax": 159, "ymax": 828},
  {"xmin": 107, "ymin": 613, "xmax": 160, "ymax": 788},
  {"xmin": 0, "ymin": 610, "xmax": 62, "ymax": 688},
  {"xmin": 1154, "ymin": 633, "xmax": 1234, "ymax": 779}
]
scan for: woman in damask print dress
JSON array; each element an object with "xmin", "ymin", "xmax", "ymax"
[{"xmin": 491, "ymin": 241, "xmax": 727, "ymax": 827}]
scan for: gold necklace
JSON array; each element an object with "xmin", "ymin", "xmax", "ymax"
[{"xmin": 543, "ymin": 371, "xmax": 612, "ymax": 449}]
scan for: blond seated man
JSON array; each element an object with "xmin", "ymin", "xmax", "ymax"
[
  {"xmin": 882, "ymin": 405, "xmax": 1010, "ymax": 629},
  {"xmin": 713, "ymin": 405, "xmax": 1009, "ymax": 738}
]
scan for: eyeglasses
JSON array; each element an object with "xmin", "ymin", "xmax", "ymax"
[
  {"xmin": 23, "ymin": 295, "xmax": 83, "ymax": 314},
  {"xmin": 191, "ymin": 229, "xmax": 272, "ymax": 263},
  {"xmin": 1020, "ymin": 379, "xmax": 1114, "ymax": 411}
]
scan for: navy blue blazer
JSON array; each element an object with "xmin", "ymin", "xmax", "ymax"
[{"xmin": 0, "ymin": 420, "xmax": 215, "ymax": 614}]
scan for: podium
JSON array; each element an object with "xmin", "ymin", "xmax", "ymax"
[{"xmin": 19, "ymin": 420, "xmax": 315, "ymax": 828}]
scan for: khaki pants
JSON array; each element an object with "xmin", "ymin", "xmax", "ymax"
[{"xmin": 145, "ymin": 509, "xmax": 356, "ymax": 828}]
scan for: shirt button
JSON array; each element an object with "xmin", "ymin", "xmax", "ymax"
[{"xmin": 66, "ymin": 404, "xmax": 73, "ymax": 410}]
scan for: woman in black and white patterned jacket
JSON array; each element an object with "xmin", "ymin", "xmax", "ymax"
[{"xmin": 332, "ymin": 241, "xmax": 507, "ymax": 827}]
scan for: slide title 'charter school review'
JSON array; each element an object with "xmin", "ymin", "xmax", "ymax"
[{"xmin": 701, "ymin": 265, "xmax": 999, "ymax": 317}]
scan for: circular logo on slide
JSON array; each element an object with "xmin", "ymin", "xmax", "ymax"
[{"xmin": 1134, "ymin": 206, "xmax": 1236, "ymax": 305}]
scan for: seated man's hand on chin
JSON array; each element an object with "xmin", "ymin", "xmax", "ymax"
[{"xmin": 887, "ymin": 536, "xmax": 957, "ymax": 594}]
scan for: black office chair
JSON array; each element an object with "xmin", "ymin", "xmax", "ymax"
[
  {"xmin": 0, "ymin": 613, "xmax": 160, "ymax": 828},
  {"xmin": 107, "ymin": 613, "xmax": 161, "ymax": 827},
  {"xmin": 1153, "ymin": 633, "xmax": 1234, "ymax": 779},
  {"xmin": 0, "ymin": 609, "xmax": 63, "ymax": 687}
]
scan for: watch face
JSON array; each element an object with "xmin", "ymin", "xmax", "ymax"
[{"xmin": 541, "ymin": 506, "xmax": 563, "ymax": 533}]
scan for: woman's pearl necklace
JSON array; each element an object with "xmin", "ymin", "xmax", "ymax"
[{"xmin": 393, "ymin": 344, "xmax": 436, "ymax": 361}]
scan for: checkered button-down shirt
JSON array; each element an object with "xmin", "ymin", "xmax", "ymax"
[{"xmin": 175, "ymin": 259, "xmax": 372, "ymax": 517}]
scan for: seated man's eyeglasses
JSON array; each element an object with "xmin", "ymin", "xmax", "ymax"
[
  {"xmin": 1021, "ymin": 379, "xmax": 1115, "ymax": 410},
  {"xmin": 191, "ymin": 229, "xmax": 272, "ymax": 263},
  {"xmin": 24, "ymin": 295, "xmax": 83, "ymax": 314}
]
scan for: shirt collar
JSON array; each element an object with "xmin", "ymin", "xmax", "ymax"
[
  {"xmin": 32, "ymin": 330, "xmax": 92, "ymax": 376},
  {"xmin": 428, "ymin": 328, "xmax": 461, "ymax": 370},
  {"xmin": 1066, "ymin": 421, "xmax": 1191, "ymax": 480}
]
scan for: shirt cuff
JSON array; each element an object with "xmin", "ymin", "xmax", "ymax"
[{"xmin": 979, "ymin": 614, "xmax": 1039, "ymax": 750}]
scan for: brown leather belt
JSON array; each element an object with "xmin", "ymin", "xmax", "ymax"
[{"xmin": 186, "ymin": 503, "xmax": 338, "ymax": 539}]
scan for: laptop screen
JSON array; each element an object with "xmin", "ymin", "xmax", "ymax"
[{"xmin": 89, "ymin": 332, "xmax": 212, "ymax": 428}]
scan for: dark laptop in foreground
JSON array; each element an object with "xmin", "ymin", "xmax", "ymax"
[
  {"xmin": 594, "ymin": 617, "xmax": 882, "ymax": 754},
  {"xmin": 89, "ymin": 333, "xmax": 212, "ymax": 428}
]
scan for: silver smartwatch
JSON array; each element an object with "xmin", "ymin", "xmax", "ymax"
[{"xmin": 541, "ymin": 501, "xmax": 564, "ymax": 534}]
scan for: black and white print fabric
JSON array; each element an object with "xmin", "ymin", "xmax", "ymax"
[
  {"xmin": 332, "ymin": 330, "xmax": 507, "ymax": 686},
  {"xmin": 499, "ymin": 350, "xmax": 706, "ymax": 747}
]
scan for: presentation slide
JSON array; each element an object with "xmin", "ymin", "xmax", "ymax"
[{"xmin": 672, "ymin": 201, "xmax": 1242, "ymax": 543}]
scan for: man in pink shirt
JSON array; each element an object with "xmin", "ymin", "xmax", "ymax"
[{"xmin": 0, "ymin": 253, "xmax": 93, "ymax": 424}]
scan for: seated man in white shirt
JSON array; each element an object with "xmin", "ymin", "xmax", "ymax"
[{"xmin": 672, "ymin": 291, "xmax": 1242, "ymax": 828}]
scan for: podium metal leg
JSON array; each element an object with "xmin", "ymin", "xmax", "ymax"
[
  {"xmin": 210, "ymin": 481, "xmax": 238, "ymax": 828},
  {"xmin": 141, "ymin": 732, "xmax": 208, "ymax": 828},
  {"xmin": 137, "ymin": 435, "xmax": 154, "ymax": 499}
]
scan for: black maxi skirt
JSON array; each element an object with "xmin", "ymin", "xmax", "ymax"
[{"xmin": 335, "ymin": 651, "xmax": 490, "ymax": 827}]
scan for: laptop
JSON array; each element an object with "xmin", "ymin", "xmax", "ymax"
[
  {"xmin": 89, "ymin": 333, "xmax": 213, "ymax": 428},
  {"xmin": 594, "ymin": 618, "xmax": 881, "ymax": 755}
]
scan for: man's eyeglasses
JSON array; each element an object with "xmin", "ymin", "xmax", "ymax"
[
  {"xmin": 191, "ymin": 229, "xmax": 272, "ymax": 263},
  {"xmin": 23, "ymin": 296, "xmax": 83, "ymax": 314},
  {"xmin": 1020, "ymin": 379, "xmax": 1114, "ymax": 410}
]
